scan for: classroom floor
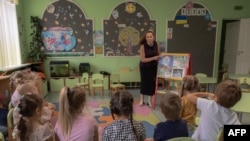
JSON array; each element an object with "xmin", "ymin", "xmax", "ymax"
[{"xmin": 44, "ymin": 88, "xmax": 250, "ymax": 124}]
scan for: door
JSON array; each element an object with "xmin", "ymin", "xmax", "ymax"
[
  {"xmin": 236, "ymin": 19, "xmax": 250, "ymax": 73},
  {"xmin": 223, "ymin": 19, "xmax": 250, "ymax": 74}
]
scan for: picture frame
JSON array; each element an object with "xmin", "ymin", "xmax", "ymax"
[{"xmin": 171, "ymin": 68, "xmax": 185, "ymax": 78}]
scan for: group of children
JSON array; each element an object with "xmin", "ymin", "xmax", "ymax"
[
  {"xmin": 148, "ymin": 75, "xmax": 242, "ymax": 141},
  {"xmin": 1, "ymin": 69, "xmax": 242, "ymax": 141}
]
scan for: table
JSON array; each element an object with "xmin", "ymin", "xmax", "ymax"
[
  {"xmin": 198, "ymin": 77, "xmax": 217, "ymax": 92},
  {"xmin": 228, "ymin": 74, "xmax": 250, "ymax": 82},
  {"xmin": 231, "ymin": 92, "xmax": 250, "ymax": 122}
]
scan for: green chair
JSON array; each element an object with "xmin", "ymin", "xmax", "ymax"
[
  {"xmin": 75, "ymin": 72, "xmax": 90, "ymax": 95},
  {"xmin": 216, "ymin": 127, "xmax": 224, "ymax": 141},
  {"xmin": 166, "ymin": 137, "xmax": 195, "ymax": 141},
  {"xmin": 222, "ymin": 72, "xmax": 229, "ymax": 81},
  {"xmin": 91, "ymin": 73, "xmax": 104, "ymax": 98},
  {"xmin": 109, "ymin": 73, "xmax": 125, "ymax": 96},
  {"xmin": 195, "ymin": 73, "xmax": 207, "ymax": 91},
  {"xmin": 195, "ymin": 73, "xmax": 207, "ymax": 78},
  {"xmin": 0, "ymin": 132, "xmax": 4, "ymax": 141}
]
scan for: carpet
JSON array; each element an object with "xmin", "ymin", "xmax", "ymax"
[{"xmin": 52, "ymin": 99, "xmax": 160, "ymax": 138}]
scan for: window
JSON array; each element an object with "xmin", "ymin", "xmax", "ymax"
[{"xmin": 0, "ymin": 0, "xmax": 21, "ymax": 69}]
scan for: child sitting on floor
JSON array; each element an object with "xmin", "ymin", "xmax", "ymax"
[
  {"xmin": 12, "ymin": 94, "xmax": 54, "ymax": 141},
  {"xmin": 12, "ymin": 82, "xmax": 55, "ymax": 126},
  {"xmin": 148, "ymin": 93, "xmax": 188, "ymax": 141},
  {"xmin": 187, "ymin": 80, "xmax": 242, "ymax": 141},
  {"xmin": 102, "ymin": 91, "xmax": 146, "ymax": 141},
  {"xmin": 179, "ymin": 75, "xmax": 201, "ymax": 135},
  {"xmin": 54, "ymin": 86, "xmax": 98, "ymax": 141}
]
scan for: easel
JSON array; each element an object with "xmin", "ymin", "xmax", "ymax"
[{"xmin": 152, "ymin": 53, "xmax": 191, "ymax": 109}]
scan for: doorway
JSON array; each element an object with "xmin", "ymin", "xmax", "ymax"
[{"xmin": 218, "ymin": 19, "xmax": 239, "ymax": 81}]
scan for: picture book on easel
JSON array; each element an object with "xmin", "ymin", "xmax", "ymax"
[{"xmin": 157, "ymin": 53, "xmax": 190, "ymax": 79}]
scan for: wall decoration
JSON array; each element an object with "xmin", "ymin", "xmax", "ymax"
[
  {"xmin": 93, "ymin": 30, "xmax": 104, "ymax": 46},
  {"xmin": 167, "ymin": 2, "xmax": 217, "ymax": 76},
  {"xmin": 41, "ymin": 0, "xmax": 94, "ymax": 57},
  {"xmin": 103, "ymin": 1, "xmax": 156, "ymax": 56},
  {"xmin": 95, "ymin": 46, "xmax": 103, "ymax": 54},
  {"xmin": 158, "ymin": 41, "xmax": 166, "ymax": 52}
]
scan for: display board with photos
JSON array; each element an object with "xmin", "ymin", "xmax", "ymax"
[{"xmin": 157, "ymin": 53, "xmax": 190, "ymax": 79}]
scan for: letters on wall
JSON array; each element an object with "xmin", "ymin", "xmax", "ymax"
[{"xmin": 167, "ymin": 1, "xmax": 217, "ymax": 76}]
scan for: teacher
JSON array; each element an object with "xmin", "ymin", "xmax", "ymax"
[{"xmin": 139, "ymin": 30, "xmax": 160, "ymax": 107}]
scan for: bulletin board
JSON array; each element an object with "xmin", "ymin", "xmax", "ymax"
[
  {"xmin": 157, "ymin": 53, "xmax": 191, "ymax": 79},
  {"xmin": 103, "ymin": 1, "xmax": 156, "ymax": 56},
  {"xmin": 41, "ymin": 0, "xmax": 94, "ymax": 57},
  {"xmin": 167, "ymin": 2, "xmax": 217, "ymax": 76}
]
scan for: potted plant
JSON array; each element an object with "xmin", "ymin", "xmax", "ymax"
[{"xmin": 27, "ymin": 16, "xmax": 46, "ymax": 62}]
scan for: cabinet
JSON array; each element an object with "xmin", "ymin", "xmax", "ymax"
[
  {"xmin": 49, "ymin": 78, "xmax": 65, "ymax": 92},
  {"xmin": 49, "ymin": 75, "xmax": 110, "ymax": 92},
  {"xmin": 49, "ymin": 77, "xmax": 81, "ymax": 92},
  {"xmin": 223, "ymin": 19, "xmax": 250, "ymax": 74}
]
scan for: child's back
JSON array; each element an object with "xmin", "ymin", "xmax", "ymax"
[
  {"xmin": 153, "ymin": 93, "xmax": 188, "ymax": 141},
  {"xmin": 102, "ymin": 91, "xmax": 146, "ymax": 141},
  {"xmin": 180, "ymin": 75, "xmax": 201, "ymax": 133},
  {"xmin": 187, "ymin": 80, "xmax": 242, "ymax": 141},
  {"xmin": 12, "ymin": 94, "xmax": 54, "ymax": 141},
  {"xmin": 54, "ymin": 86, "xmax": 98, "ymax": 141}
]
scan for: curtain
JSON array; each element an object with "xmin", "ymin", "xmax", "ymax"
[
  {"xmin": 7, "ymin": 0, "xmax": 18, "ymax": 5},
  {"xmin": 0, "ymin": 0, "xmax": 21, "ymax": 69}
]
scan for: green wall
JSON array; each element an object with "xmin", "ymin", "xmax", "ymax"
[{"xmin": 17, "ymin": 0, "xmax": 250, "ymax": 77}]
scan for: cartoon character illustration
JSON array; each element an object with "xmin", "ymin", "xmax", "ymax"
[
  {"xmin": 125, "ymin": 2, "xmax": 136, "ymax": 14},
  {"xmin": 42, "ymin": 27, "xmax": 76, "ymax": 51}
]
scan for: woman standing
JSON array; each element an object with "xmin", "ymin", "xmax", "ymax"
[{"xmin": 139, "ymin": 30, "xmax": 160, "ymax": 107}]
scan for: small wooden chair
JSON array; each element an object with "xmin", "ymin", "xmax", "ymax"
[
  {"xmin": 91, "ymin": 73, "xmax": 104, "ymax": 98},
  {"xmin": 195, "ymin": 73, "xmax": 207, "ymax": 91},
  {"xmin": 109, "ymin": 73, "xmax": 125, "ymax": 96},
  {"xmin": 75, "ymin": 72, "xmax": 90, "ymax": 95}
]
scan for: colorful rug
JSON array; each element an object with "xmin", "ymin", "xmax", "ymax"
[
  {"xmin": 52, "ymin": 99, "xmax": 160, "ymax": 138},
  {"xmin": 86, "ymin": 99, "xmax": 160, "ymax": 138}
]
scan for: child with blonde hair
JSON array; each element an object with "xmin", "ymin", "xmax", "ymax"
[
  {"xmin": 180, "ymin": 75, "xmax": 201, "ymax": 135},
  {"xmin": 12, "ymin": 94, "xmax": 54, "ymax": 141},
  {"xmin": 54, "ymin": 86, "xmax": 98, "ymax": 141}
]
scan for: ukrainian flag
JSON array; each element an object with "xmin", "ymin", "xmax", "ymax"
[{"xmin": 175, "ymin": 15, "xmax": 187, "ymax": 24}]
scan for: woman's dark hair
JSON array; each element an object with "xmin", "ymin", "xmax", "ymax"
[
  {"xmin": 17, "ymin": 94, "xmax": 43, "ymax": 141},
  {"xmin": 110, "ymin": 91, "xmax": 138, "ymax": 139}
]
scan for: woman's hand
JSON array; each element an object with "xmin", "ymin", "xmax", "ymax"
[{"xmin": 154, "ymin": 55, "xmax": 160, "ymax": 60}]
